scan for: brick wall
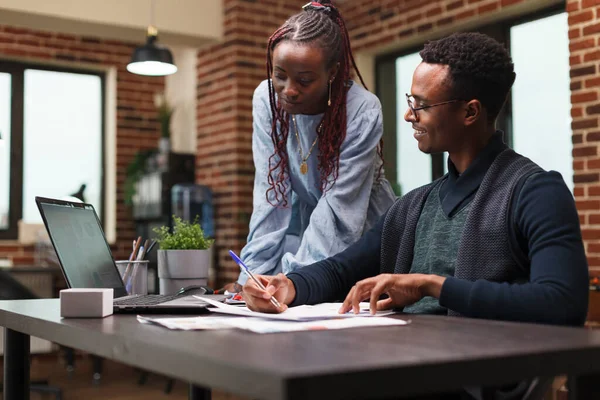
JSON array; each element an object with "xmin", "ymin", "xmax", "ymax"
[
  {"xmin": 568, "ymin": 0, "xmax": 600, "ymax": 273},
  {"xmin": 0, "ymin": 25, "xmax": 164, "ymax": 264},
  {"xmin": 196, "ymin": 0, "xmax": 304, "ymax": 285}
]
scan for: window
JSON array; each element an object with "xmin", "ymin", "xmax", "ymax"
[
  {"xmin": 510, "ymin": 13, "xmax": 572, "ymax": 191},
  {"xmin": 395, "ymin": 52, "xmax": 431, "ymax": 195},
  {"xmin": 0, "ymin": 62, "xmax": 104, "ymax": 240},
  {"xmin": 0, "ymin": 73, "xmax": 11, "ymax": 230},
  {"xmin": 377, "ymin": 8, "xmax": 571, "ymax": 194}
]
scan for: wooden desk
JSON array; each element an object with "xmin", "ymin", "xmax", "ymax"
[{"xmin": 1, "ymin": 299, "xmax": 600, "ymax": 400}]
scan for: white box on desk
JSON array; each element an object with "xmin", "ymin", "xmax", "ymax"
[{"xmin": 60, "ymin": 288, "xmax": 113, "ymax": 318}]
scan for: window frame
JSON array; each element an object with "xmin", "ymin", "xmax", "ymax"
[
  {"xmin": 0, "ymin": 60, "xmax": 106, "ymax": 240},
  {"xmin": 375, "ymin": 4, "xmax": 565, "ymax": 188}
]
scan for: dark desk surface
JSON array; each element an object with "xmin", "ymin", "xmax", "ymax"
[{"xmin": 1, "ymin": 299, "xmax": 600, "ymax": 400}]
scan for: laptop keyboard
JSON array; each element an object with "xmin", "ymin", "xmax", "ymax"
[{"xmin": 114, "ymin": 294, "xmax": 180, "ymax": 306}]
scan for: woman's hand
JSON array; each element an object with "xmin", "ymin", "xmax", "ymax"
[
  {"xmin": 339, "ymin": 273, "xmax": 446, "ymax": 315},
  {"xmin": 242, "ymin": 273, "xmax": 296, "ymax": 313}
]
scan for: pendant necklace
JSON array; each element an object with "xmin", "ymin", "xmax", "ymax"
[{"xmin": 292, "ymin": 115, "xmax": 322, "ymax": 175}]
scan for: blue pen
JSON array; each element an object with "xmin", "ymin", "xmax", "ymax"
[{"xmin": 229, "ymin": 250, "xmax": 282, "ymax": 309}]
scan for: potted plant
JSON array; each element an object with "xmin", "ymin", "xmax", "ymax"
[
  {"xmin": 153, "ymin": 216, "xmax": 214, "ymax": 294},
  {"xmin": 154, "ymin": 93, "xmax": 173, "ymax": 154},
  {"xmin": 123, "ymin": 149, "xmax": 156, "ymax": 207}
]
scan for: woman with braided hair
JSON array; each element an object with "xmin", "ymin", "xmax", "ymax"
[{"xmin": 230, "ymin": 1, "xmax": 395, "ymax": 292}]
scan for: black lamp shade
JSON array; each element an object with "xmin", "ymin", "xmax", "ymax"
[{"xmin": 127, "ymin": 36, "xmax": 177, "ymax": 76}]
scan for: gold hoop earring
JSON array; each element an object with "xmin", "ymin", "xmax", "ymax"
[{"xmin": 328, "ymin": 79, "xmax": 333, "ymax": 107}]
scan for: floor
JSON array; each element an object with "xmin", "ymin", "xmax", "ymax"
[{"xmin": 0, "ymin": 351, "xmax": 249, "ymax": 400}]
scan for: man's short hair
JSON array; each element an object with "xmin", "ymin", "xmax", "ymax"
[{"xmin": 420, "ymin": 32, "xmax": 516, "ymax": 122}]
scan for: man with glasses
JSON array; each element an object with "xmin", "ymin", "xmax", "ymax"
[{"xmin": 243, "ymin": 33, "xmax": 588, "ymax": 328}]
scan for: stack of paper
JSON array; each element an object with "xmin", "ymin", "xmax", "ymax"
[
  {"xmin": 196, "ymin": 296, "xmax": 397, "ymax": 321},
  {"xmin": 138, "ymin": 314, "xmax": 409, "ymax": 333},
  {"xmin": 137, "ymin": 298, "xmax": 410, "ymax": 334}
]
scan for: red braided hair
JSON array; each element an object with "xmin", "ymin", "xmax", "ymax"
[{"xmin": 265, "ymin": 1, "xmax": 384, "ymax": 207}]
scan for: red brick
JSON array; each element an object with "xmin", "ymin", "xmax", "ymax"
[
  {"xmin": 574, "ymin": 132, "xmax": 585, "ymax": 143},
  {"xmin": 501, "ymin": 0, "xmax": 522, "ymax": 6},
  {"xmin": 572, "ymin": 91, "xmax": 598, "ymax": 104},
  {"xmin": 575, "ymin": 173, "xmax": 600, "ymax": 183},
  {"xmin": 569, "ymin": 9, "xmax": 594, "ymax": 24},
  {"xmin": 425, "ymin": 7, "xmax": 443, "ymax": 17},
  {"xmin": 586, "ymin": 77, "xmax": 600, "ymax": 88},
  {"xmin": 446, "ymin": 0, "xmax": 464, "ymax": 11},
  {"xmin": 407, "ymin": 13, "xmax": 422, "ymax": 24},
  {"xmin": 588, "ymin": 131, "xmax": 600, "ymax": 142},
  {"xmin": 583, "ymin": 22, "xmax": 600, "ymax": 36},
  {"xmin": 575, "ymin": 186, "xmax": 586, "ymax": 197},
  {"xmin": 567, "ymin": 0, "xmax": 580, "ymax": 12},
  {"xmin": 569, "ymin": 28, "xmax": 581, "ymax": 40},
  {"xmin": 571, "ymin": 55, "xmax": 582, "ymax": 66},
  {"xmin": 587, "ymin": 158, "xmax": 600, "ymax": 170},
  {"xmin": 479, "ymin": 3, "xmax": 499, "ymax": 14},
  {"xmin": 0, "ymin": 245, "xmax": 22, "ymax": 253},
  {"xmin": 584, "ymin": 50, "xmax": 600, "ymax": 62},
  {"xmin": 590, "ymin": 186, "xmax": 600, "ymax": 196},
  {"xmin": 570, "ymin": 38, "xmax": 596, "ymax": 51},
  {"xmin": 589, "ymin": 157, "xmax": 600, "ymax": 168},
  {"xmin": 588, "ymin": 243, "xmax": 600, "ymax": 253},
  {"xmin": 456, "ymin": 10, "xmax": 476, "ymax": 20},
  {"xmin": 417, "ymin": 23, "xmax": 433, "ymax": 32},
  {"xmin": 582, "ymin": 228, "xmax": 600, "ymax": 240},
  {"xmin": 588, "ymin": 105, "xmax": 600, "ymax": 115},
  {"xmin": 437, "ymin": 16, "xmax": 454, "ymax": 26},
  {"xmin": 573, "ymin": 118, "xmax": 599, "ymax": 130},
  {"xmin": 577, "ymin": 200, "xmax": 600, "ymax": 210},
  {"xmin": 575, "ymin": 160, "xmax": 586, "ymax": 170},
  {"xmin": 572, "ymin": 65, "xmax": 597, "ymax": 78},
  {"xmin": 583, "ymin": 0, "xmax": 600, "ymax": 8},
  {"xmin": 10, "ymin": 255, "xmax": 35, "ymax": 265},
  {"xmin": 574, "ymin": 146, "xmax": 599, "ymax": 157}
]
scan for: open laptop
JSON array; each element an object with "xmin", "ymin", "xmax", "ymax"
[{"xmin": 35, "ymin": 196, "xmax": 215, "ymax": 313}]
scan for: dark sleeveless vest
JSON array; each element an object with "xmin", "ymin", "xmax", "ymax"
[{"xmin": 380, "ymin": 148, "xmax": 543, "ymax": 317}]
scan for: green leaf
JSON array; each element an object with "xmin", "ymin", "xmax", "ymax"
[{"xmin": 152, "ymin": 216, "xmax": 214, "ymax": 250}]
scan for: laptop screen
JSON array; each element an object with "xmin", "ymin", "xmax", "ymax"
[{"xmin": 36, "ymin": 197, "xmax": 128, "ymax": 297}]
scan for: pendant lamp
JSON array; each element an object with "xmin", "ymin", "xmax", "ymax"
[{"xmin": 126, "ymin": 0, "xmax": 177, "ymax": 76}]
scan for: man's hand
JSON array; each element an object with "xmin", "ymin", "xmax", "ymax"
[
  {"xmin": 339, "ymin": 273, "xmax": 446, "ymax": 315},
  {"xmin": 242, "ymin": 273, "xmax": 296, "ymax": 313}
]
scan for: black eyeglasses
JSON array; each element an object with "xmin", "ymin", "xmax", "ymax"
[{"xmin": 406, "ymin": 93, "xmax": 462, "ymax": 118}]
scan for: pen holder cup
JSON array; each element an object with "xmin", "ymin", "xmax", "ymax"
[{"xmin": 115, "ymin": 260, "xmax": 149, "ymax": 296}]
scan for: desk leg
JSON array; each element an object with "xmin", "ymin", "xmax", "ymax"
[
  {"xmin": 4, "ymin": 328, "xmax": 30, "ymax": 400},
  {"xmin": 189, "ymin": 383, "xmax": 211, "ymax": 400},
  {"xmin": 568, "ymin": 374, "xmax": 600, "ymax": 399}
]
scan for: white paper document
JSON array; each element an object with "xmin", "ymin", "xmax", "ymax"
[
  {"xmin": 137, "ymin": 314, "xmax": 409, "ymax": 333},
  {"xmin": 194, "ymin": 296, "xmax": 396, "ymax": 321},
  {"xmin": 137, "ymin": 315, "xmax": 234, "ymax": 330}
]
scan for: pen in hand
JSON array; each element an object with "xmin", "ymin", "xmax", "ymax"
[{"xmin": 228, "ymin": 250, "xmax": 282, "ymax": 309}]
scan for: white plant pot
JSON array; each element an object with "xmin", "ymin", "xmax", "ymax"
[
  {"xmin": 158, "ymin": 137, "xmax": 170, "ymax": 153},
  {"xmin": 157, "ymin": 249, "xmax": 211, "ymax": 294}
]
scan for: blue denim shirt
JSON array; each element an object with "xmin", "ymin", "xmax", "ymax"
[{"xmin": 238, "ymin": 80, "xmax": 395, "ymax": 284}]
